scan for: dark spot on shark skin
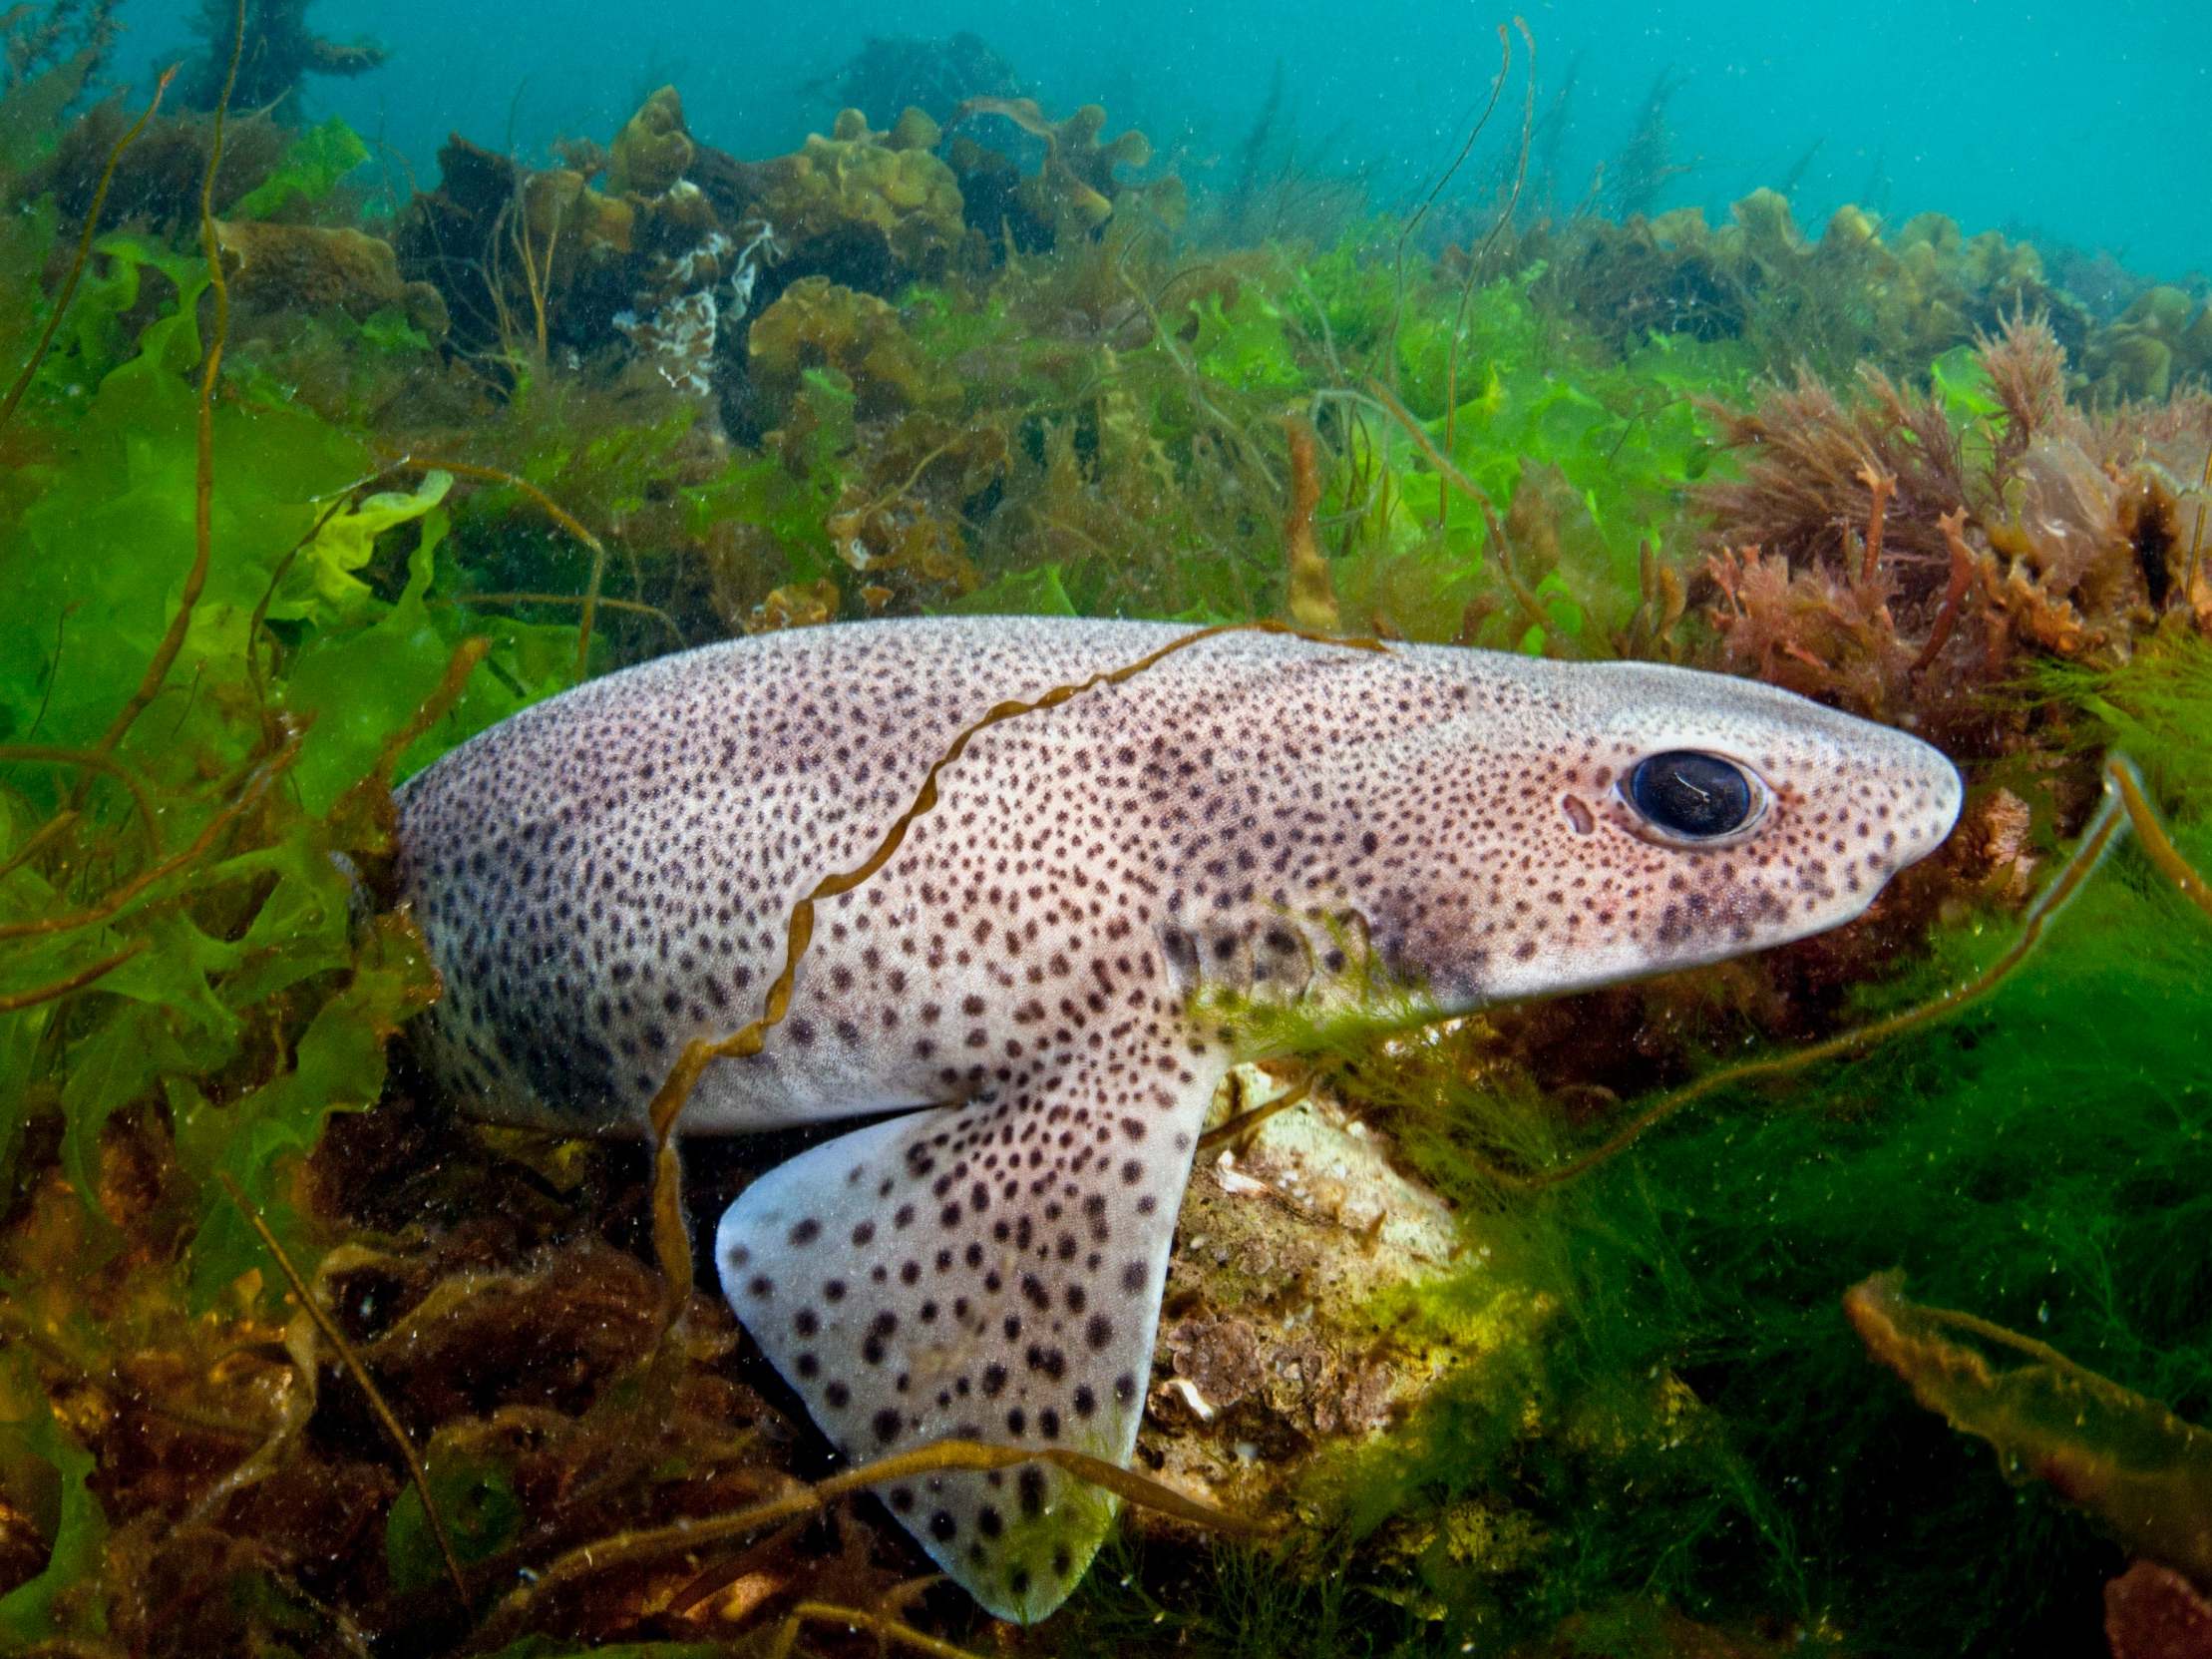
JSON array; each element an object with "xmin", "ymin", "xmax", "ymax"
[{"xmin": 392, "ymin": 616, "xmax": 1961, "ymax": 1619}]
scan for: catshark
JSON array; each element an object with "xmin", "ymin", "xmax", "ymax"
[{"xmin": 393, "ymin": 617, "xmax": 1962, "ymax": 1621}]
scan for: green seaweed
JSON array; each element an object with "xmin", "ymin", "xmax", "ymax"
[
  {"xmin": 939, "ymin": 563, "xmax": 1079, "ymax": 617},
  {"xmin": 386, "ymin": 1451, "xmax": 524, "ymax": 1593},
  {"xmin": 229, "ymin": 115, "xmax": 369, "ymax": 219},
  {"xmin": 0, "ymin": 160, "xmax": 583, "ymax": 1640},
  {"xmin": 0, "ymin": 1357, "xmax": 103, "ymax": 1644},
  {"xmin": 1191, "ymin": 288, "xmax": 1306, "ymax": 395}
]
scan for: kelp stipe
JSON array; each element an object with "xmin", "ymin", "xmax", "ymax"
[{"xmin": 1846, "ymin": 1273, "xmax": 2212, "ymax": 1587}]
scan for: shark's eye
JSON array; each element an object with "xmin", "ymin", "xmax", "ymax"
[{"xmin": 1625, "ymin": 752, "xmax": 1760, "ymax": 840}]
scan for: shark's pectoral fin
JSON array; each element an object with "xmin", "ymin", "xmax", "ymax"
[{"xmin": 714, "ymin": 1049, "xmax": 1224, "ymax": 1622}]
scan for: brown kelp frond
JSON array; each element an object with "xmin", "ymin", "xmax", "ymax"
[
  {"xmin": 1282, "ymin": 414, "xmax": 1340, "ymax": 631},
  {"xmin": 1845, "ymin": 1273, "xmax": 2212, "ymax": 1585}
]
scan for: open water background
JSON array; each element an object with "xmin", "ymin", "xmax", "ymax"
[{"xmin": 103, "ymin": 0, "xmax": 2211, "ymax": 284}]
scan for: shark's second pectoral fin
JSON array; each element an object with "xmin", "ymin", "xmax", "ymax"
[{"xmin": 714, "ymin": 1048, "xmax": 1224, "ymax": 1623}]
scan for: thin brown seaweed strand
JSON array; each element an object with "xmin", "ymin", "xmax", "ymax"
[
  {"xmin": 470, "ymin": 1438, "xmax": 1268, "ymax": 1647},
  {"xmin": 215, "ymin": 1174, "xmax": 471, "ymax": 1611},
  {"xmin": 1196, "ymin": 1069, "xmax": 1317, "ymax": 1154},
  {"xmin": 639, "ymin": 621, "xmax": 1393, "ymax": 1312},
  {"xmin": 327, "ymin": 636, "xmax": 491, "ymax": 844},
  {"xmin": 246, "ymin": 457, "xmax": 616, "ymax": 712},
  {"xmin": 383, "ymin": 454, "xmax": 610, "ymax": 680},
  {"xmin": 1911, "ymin": 507, "xmax": 1979, "ymax": 674},
  {"xmin": 0, "ymin": 743, "xmax": 163, "ymax": 853},
  {"xmin": 0, "ymin": 62, "xmax": 177, "ymax": 434},
  {"xmin": 89, "ymin": 2, "xmax": 242, "ymax": 761},
  {"xmin": 1490, "ymin": 754, "xmax": 2145, "ymax": 1189},
  {"xmin": 1384, "ymin": 24, "xmax": 1510, "ymax": 392},
  {"xmin": 2105, "ymin": 752, "xmax": 2212, "ymax": 921},
  {"xmin": 0, "ymin": 733, "xmax": 301, "ymax": 944},
  {"xmin": 0, "ymin": 938, "xmax": 151, "ymax": 1013},
  {"xmin": 1444, "ymin": 18, "xmax": 1536, "ymax": 452},
  {"xmin": 1472, "ymin": 16, "xmax": 1538, "ymax": 277},
  {"xmin": 659, "ymin": 1515, "xmax": 812, "ymax": 1618},
  {"xmin": 446, "ymin": 592, "xmax": 685, "ymax": 651},
  {"xmin": 1846, "ymin": 1273, "xmax": 2097, "ymax": 1380},
  {"xmin": 771, "ymin": 1603, "xmax": 986, "ymax": 1659},
  {"xmin": 1366, "ymin": 377, "xmax": 1558, "ymax": 646},
  {"xmin": 0, "ymin": 809, "xmax": 80, "ymax": 886}
]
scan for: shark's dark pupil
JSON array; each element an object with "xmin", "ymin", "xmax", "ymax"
[{"xmin": 1628, "ymin": 752, "xmax": 1755, "ymax": 838}]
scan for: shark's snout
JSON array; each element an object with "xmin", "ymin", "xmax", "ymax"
[{"xmin": 1878, "ymin": 728, "xmax": 1965, "ymax": 875}]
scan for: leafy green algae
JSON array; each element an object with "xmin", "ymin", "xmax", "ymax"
[
  {"xmin": 229, "ymin": 116, "xmax": 369, "ymax": 221},
  {"xmin": 0, "ymin": 139, "xmax": 586, "ymax": 1644}
]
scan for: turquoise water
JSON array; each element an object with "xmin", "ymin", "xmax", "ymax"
[{"xmin": 109, "ymin": 0, "xmax": 2211, "ymax": 281}]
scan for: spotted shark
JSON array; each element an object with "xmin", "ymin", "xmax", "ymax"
[{"xmin": 392, "ymin": 617, "xmax": 1962, "ymax": 1622}]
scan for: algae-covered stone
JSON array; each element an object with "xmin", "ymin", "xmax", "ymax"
[
  {"xmin": 1135, "ymin": 1065, "xmax": 1469, "ymax": 1520},
  {"xmin": 739, "ymin": 110, "xmax": 965, "ymax": 281},
  {"xmin": 747, "ymin": 275, "xmax": 956, "ymax": 417},
  {"xmin": 608, "ymin": 85, "xmax": 694, "ymax": 198},
  {"xmin": 215, "ymin": 219, "xmax": 449, "ymax": 336}
]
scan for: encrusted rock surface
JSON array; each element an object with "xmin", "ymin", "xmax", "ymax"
[{"xmin": 1135, "ymin": 1063, "xmax": 1467, "ymax": 1518}]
